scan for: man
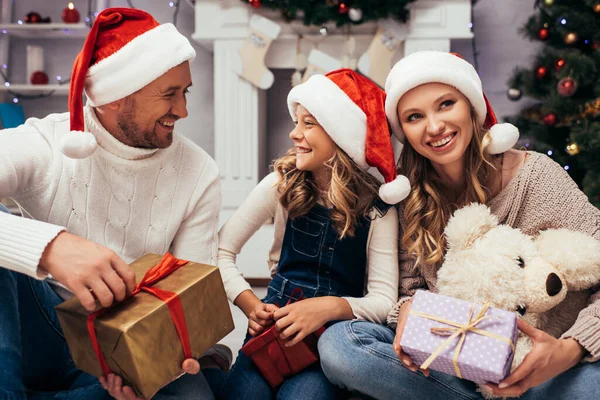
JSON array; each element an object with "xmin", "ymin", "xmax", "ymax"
[{"xmin": 0, "ymin": 7, "xmax": 226, "ymax": 400}]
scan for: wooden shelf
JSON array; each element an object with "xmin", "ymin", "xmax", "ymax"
[
  {"xmin": 0, "ymin": 84, "xmax": 69, "ymax": 95},
  {"xmin": 0, "ymin": 23, "xmax": 88, "ymax": 39}
]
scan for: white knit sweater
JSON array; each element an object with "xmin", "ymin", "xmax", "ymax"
[
  {"xmin": 218, "ymin": 172, "xmax": 399, "ymax": 324},
  {"xmin": 0, "ymin": 105, "xmax": 221, "ymax": 285}
]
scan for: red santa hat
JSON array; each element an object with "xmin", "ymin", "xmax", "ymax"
[
  {"xmin": 384, "ymin": 51, "xmax": 519, "ymax": 154},
  {"xmin": 287, "ymin": 69, "xmax": 410, "ymax": 205},
  {"xmin": 61, "ymin": 7, "xmax": 196, "ymax": 159}
]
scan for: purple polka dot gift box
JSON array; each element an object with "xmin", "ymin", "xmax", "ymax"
[{"xmin": 400, "ymin": 290, "xmax": 518, "ymax": 384}]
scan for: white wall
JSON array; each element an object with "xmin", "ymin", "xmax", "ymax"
[{"xmin": 7, "ymin": 0, "xmax": 215, "ymax": 155}]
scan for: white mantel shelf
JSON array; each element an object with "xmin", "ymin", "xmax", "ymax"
[
  {"xmin": 193, "ymin": 0, "xmax": 473, "ymax": 278},
  {"xmin": 0, "ymin": 23, "xmax": 88, "ymax": 39}
]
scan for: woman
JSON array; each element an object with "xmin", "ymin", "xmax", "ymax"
[
  {"xmin": 318, "ymin": 51, "xmax": 600, "ymax": 400},
  {"xmin": 217, "ymin": 69, "xmax": 408, "ymax": 400}
]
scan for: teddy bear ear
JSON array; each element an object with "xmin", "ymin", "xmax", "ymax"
[
  {"xmin": 535, "ymin": 229, "xmax": 600, "ymax": 291},
  {"xmin": 444, "ymin": 203, "xmax": 499, "ymax": 252}
]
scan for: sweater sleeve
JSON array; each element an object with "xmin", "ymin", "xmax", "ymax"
[
  {"xmin": 386, "ymin": 208, "xmax": 428, "ymax": 329},
  {"xmin": 530, "ymin": 157, "xmax": 600, "ymax": 362},
  {"xmin": 217, "ymin": 172, "xmax": 280, "ymax": 303},
  {"xmin": 0, "ymin": 122, "xmax": 64, "ymax": 278},
  {"xmin": 170, "ymin": 156, "xmax": 222, "ymax": 267},
  {"xmin": 343, "ymin": 206, "xmax": 399, "ymax": 323}
]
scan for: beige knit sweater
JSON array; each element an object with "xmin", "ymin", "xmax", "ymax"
[{"xmin": 387, "ymin": 151, "xmax": 600, "ymax": 362}]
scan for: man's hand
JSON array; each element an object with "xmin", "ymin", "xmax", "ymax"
[
  {"xmin": 39, "ymin": 231, "xmax": 136, "ymax": 311},
  {"xmin": 392, "ymin": 298, "xmax": 429, "ymax": 376},
  {"xmin": 484, "ymin": 319, "xmax": 586, "ymax": 398},
  {"xmin": 99, "ymin": 359, "xmax": 200, "ymax": 399}
]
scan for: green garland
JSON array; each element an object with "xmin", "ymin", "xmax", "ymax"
[{"xmin": 240, "ymin": 0, "xmax": 417, "ymax": 26}]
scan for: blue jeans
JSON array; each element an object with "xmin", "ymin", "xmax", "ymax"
[
  {"xmin": 0, "ymin": 206, "xmax": 216, "ymax": 399},
  {"xmin": 222, "ymin": 341, "xmax": 344, "ymax": 400},
  {"xmin": 318, "ymin": 321, "xmax": 600, "ymax": 400}
]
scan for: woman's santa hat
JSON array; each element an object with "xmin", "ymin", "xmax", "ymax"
[
  {"xmin": 61, "ymin": 8, "xmax": 196, "ymax": 159},
  {"xmin": 384, "ymin": 51, "xmax": 519, "ymax": 154},
  {"xmin": 287, "ymin": 69, "xmax": 410, "ymax": 205}
]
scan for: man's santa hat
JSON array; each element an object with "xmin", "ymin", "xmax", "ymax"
[
  {"xmin": 287, "ymin": 69, "xmax": 411, "ymax": 205},
  {"xmin": 61, "ymin": 8, "xmax": 196, "ymax": 159},
  {"xmin": 384, "ymin": 51, "xmax": 519, "ymax": 154}
]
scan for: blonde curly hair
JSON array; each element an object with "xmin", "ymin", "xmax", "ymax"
[{"xmin": 273, "ymin": 146, "xmax": 381, "ymax": 239}]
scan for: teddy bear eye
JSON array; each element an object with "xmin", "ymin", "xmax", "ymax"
[{"xmin": 517, "ymin": 257, "xmax": 525, "ymax": 268}]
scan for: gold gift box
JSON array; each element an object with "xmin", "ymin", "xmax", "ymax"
[{"xmin": 55, "ymin": 254, "xmax": 234, "ymax": 398}]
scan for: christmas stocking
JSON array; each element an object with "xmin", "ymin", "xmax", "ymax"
[
  {"xmin": 358, "ymin": 19, "xmax": 407, "ymax": 87},
  {"xmin": 301, "ymin": 49, "xmax": 342, "ymax": 83},
  {"xmin": 234, "ymin": 15, "xmax": 281, "ymax": 90}
]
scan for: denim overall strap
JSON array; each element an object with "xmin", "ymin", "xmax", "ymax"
[{"xmin": 275, "ymin": 198, "xmax": 392, "ymax": 301}]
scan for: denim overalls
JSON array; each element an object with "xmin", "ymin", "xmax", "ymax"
[
  {"xmin": 222, "ymin": 199, "xmax": 392, "ymax": 400},
  {"xmin": 265, "ymin": 198, "xmax": 391, "ymax": 306}
]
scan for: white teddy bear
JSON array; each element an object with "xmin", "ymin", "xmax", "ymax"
[{"xmin": 437, "ymin": 203, "xmax": 600, "ymax": 371}]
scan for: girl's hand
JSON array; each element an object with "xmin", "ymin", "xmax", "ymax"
[
  {"xmin": 234, "ymin": 290, "xmax": 279, "ymax": 336},
  {"xmin": 247, "ymin": 302, "xmax": 279, "ymax": 336},
  {"xmin": 392, "ymin": 298, "xmax": 429, "ymax": 376},
  {"xmin": 272, "ymin": 296, "xmax": 352, "ymax": 347},
  {"xmin": 484, "ymin": 319, "xmax": 586, "ymax": 398}
]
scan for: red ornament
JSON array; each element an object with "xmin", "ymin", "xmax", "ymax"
[
  {"xmin": 538, "ymin": 28, "xmax": 549, "ymax": 40},
  {"xmin": 30, "ymin": 71, "xmax": 49, "ymax": 85},
  {"xmin": 24, "ymin": 12, "xmax": 42, "ymax": 23},
  {"xmin": 554, "ymin": 58, "xmax": 566, "ymax": 71},
  {"xmin": 338, "ymin": 2, "xmax": 349, "ymax": 14},
  {"xmin": 557, "ymin": 77, "xmax": 578, "ymax": 97},
  {"xmin": 536, "ymin": 66, "xmax": 548, "ymax": 79},
  {"xmin": 543, "ymin": 112, "xmax": 558, "ymax": 126},
  {"xmin": 594, "ymin": 42, "xmax": 600, "ymax": 50},
  {"xmin": 62, "ymin": 3, "xmax": 80, "ymax": 23},
  {"xmin": 248, "ymin": 0, "xmax": 262, "ymax": 8}
]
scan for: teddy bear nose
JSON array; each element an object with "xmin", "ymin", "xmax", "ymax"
[{"xmin": 546, "ymin": 273, "xmax": 562, "ymax": 297}]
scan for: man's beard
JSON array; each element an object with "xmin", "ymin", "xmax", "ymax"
[{"xmin": 116, "ymin": 98, "xmax": 171, "ymax": 149}]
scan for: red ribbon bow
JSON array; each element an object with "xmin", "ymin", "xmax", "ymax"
[{"xmin": 86, "ymin": 253, "xmax": 192, "ymax": 376}]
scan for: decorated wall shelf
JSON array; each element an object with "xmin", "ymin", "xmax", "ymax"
[
  {"xmin": 0, "ymin": 83, "xmax": 69, "ymax": 95},
  {"xmin": 0, "ymin": 23, "xmax": 88, "ymax": 39}
]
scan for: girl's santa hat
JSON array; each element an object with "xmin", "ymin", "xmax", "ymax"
[
  {"xmin": 61, "ymin": 7, "xmax": 196, "ymax": 159},
  {"xmin": 287, "ymin": 69, "xmax": 411, "ymax": 205},
  {"xmin": 384, "ymin": 51, "xmax": 519, "ymax": 154}
]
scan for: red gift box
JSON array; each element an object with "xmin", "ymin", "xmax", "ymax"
[{"xmin": 241, "ymin": 289, "xmax": 326, "ymax": 387}]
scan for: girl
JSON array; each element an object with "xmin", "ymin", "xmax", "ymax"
[
  {"xmin": 217, "ymin": 69, "xmax": 409, "ymax": 400},
  {"xmin": 318, "ymin": 51, "xmax": 600, "ymax": 400}
]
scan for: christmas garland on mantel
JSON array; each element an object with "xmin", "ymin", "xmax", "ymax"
[{"xmin": 240, "ymin": 0, "xmax": 418, "ymax": 26}]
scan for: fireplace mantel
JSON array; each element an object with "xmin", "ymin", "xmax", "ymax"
[{"xmin": 193, "ymin": 0, "xmax": 472, "ymax": 278}]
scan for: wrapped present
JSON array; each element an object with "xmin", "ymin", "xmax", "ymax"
[
  {"xmin": 241, "ymin": 288, "xmax": 325, "ymax": 387},
  {"xmin": 400, "ymin": 290, "xmax": 517, "ymax": 384},
  {"xmin": 55, "ymin": 253, "xmax": 234, "ymax": 398}
]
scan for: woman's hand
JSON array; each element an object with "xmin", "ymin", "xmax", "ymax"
[
  {"xmin": 99, "ymin": 359, "xmax": 200, "ymax": 399},
  {"xmin": 392, "ymin": 298, "xmax": 429, "ymax": 376},
  {"xmin": 273, "ymin": 296, "xmax": 352, "ymax": 347},
  {"xmin": 484, "ymin": 319, "xmax": 586, "ymax": 398}
]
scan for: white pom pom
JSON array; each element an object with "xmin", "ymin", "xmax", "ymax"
[
  {"xmin": 379, "ymin": 175, "xmax": 411, "ymax": 204},
  {"xmin": 486, "ymin": 123, "xmax": 519, "ymax": 154},
  {"xmin": 60, "ymin": 130, "xmax": 97, "ymax": 159}
]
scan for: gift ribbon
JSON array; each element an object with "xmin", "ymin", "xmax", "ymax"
[
  {"xmin": 410, "ymin": 303, "xmax": 515, "ymax": 379},
  {"xmin": 86, "ymin": 253, "xmax": 192, "ymax": 377}
]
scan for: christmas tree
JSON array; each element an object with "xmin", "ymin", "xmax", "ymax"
[{"xmin": 507, "ymin": 0, "xmax": 600, "ymax": 207}]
